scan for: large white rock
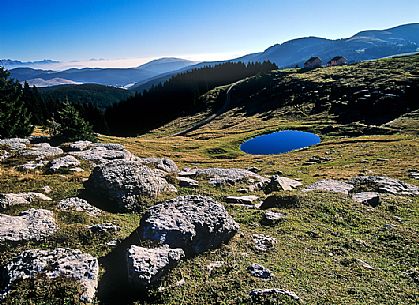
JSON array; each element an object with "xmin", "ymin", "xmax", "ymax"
[
  {"xmin": 139, "ymin": 196, "xmax": 239, "ymax": 256},
  {"xmin": 0, "ymin": 248, "xmax": 99, "ymax": 302},
  {"xmin": 0, "ymin": 209, "xmax": 57, "ymax": 242},
  {"xmin": 127, "ymin": 245, "xmax": 184, "ymax": 288}
]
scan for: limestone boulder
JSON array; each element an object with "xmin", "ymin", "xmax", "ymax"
[
  {"xmin": 84, "ymin": 160, "xmax": 177, "ymax": 212},
  {"xmin": 139, "ymin": 196, "xmax": 239, "ymax": 256},
  {"xmin": 0, "ymin": 248, "xmax": 98, "ymax": 302},
  {"xmin": 0, "ymin": 209, "xmax": 57, "ymax": 242}
]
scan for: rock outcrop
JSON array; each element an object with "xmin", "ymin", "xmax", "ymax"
[
  {"xmin": 0, "ymin": 138, "xmax": 29, "ymax": 150},
  {"xmin": 0, "ymin": 248, "xmax": 99, "ymax": 302},
  {"xmin": 191, "ymin": 168, "xmax": 268, "ymax": 186},
  {"xmin": 57, "ymin": 197, "xmax": 102, "ymax": 216},
  {"xmin": 69, "ymin": 143, "xmax": 133, "ymax": 165},
  {"xmin": 264, "ymin": 175, "xmax": 302, "ymax": 193},
  {"xmin": 21, "ymin": 143, "xmax": 64, "ymax": 159},
  {"xmin": 0, "ymin": 209, "xmax": 57, "ymax": 242},
  {"xmin": 48, "ymin": 155, "xmax": 81, "ymax": 173},
  {"xmin": 249, "ymin": 288, "xmax": 300, "ymax": 302},
  {"xmin": 127, "ymin": 245, "xmax": 184, "ymax": 288},
  {"xmin": 137, "ymin": 158, "xmax": 179, "ymax": 174},
  {"xmin": 351, "ymin": 192, "xmax": 380, "ymax": 207},
  {"xmin": 349, "ymin": 176, "xmax": 419, "ymax": 196},
  {"xmin": 0, "ymin": 192, "xmax": 52, "ymax": 211},
  {"xmin": 84, "ymin": 160, "xmax": 177, "ymax": 212},
  {"xmin": 303, "ymin": 179, "xmax": 354, "ymax": 194},
  {"xmin": 252, "ymin": 234, "xmax": 276, "ymax": 252},
  {"xmin": 139, "ymin": 195, "xmax": 239, "ymax": 256}
]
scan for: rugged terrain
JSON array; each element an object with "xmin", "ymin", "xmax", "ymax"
[{"xmin": 0, "ymin": 55, "xmax": 418, "ymax": 305}]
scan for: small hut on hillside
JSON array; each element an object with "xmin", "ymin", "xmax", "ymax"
[
  {"xmin": 327, "ymin": 56, "xmax": 348, "ymax": 66},
  {"xmin": 304, "ymin": 57, "xmax": 322, "ymax": 69}
]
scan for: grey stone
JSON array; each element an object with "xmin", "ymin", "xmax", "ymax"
[
  {"xmin": 349, "ymin": 176, "xmax": 419, "ymax": 196},
  {"xmin": 0, "ymin": 192, "xmax": 52, "ymax": 211},
  {"xmin": 0, "ymin": 248, "xmax": 98, "ymax": 302},
  {"xmin": 88, "ymin": 223, "xmax": 120, "ymax": 234},
  {"xmin": 176, "ymin": 177, "xmax": 199, "ymax": 187},
  {"xmin": 356, "ymin": 259, "xmax": 374, "ymax": 270},
  {"xmin": 0, "ymin": 138, "xmax": 29, "ymax": 150},
  {"xmin": 138, "ymin": 158, "xmax": 179, "ymax": 174},
  {"xmin": 252, "ymin": 234, "xmax": 276, "ymax": 252},
  {"xmin": 303, "ymin": 179, "xmax": 354, "ymax": 194},
  {"xmin": 65, "ymin": 140, "xmax": 93, "ymax": 151},
  {"xmin": 260, "ymin": 194, "xmax": 301, "ymax": 209},
  {"xmin": 226, "ymin": 195, "xmax": 259, "ymax": 206},
  {"xmin": 351, "ymin": 192, "xmax": 380, "ymax": 207},
  {"xmin": 0, "ymin": 209, "xmax": 57, "ymax": 242},
  {"xmin": 264, "ymin": 175, "xmax": 303, "ymax": 192},
  {"xmin": 262, "ymin": 211, "xmax": 286, "ymax": 225},
  {"xmin": 247, "ymin": 264, "xmax": 273, "ymax": 279},
  {"xmin": 139, "ymin": 195, "xmax": 239, "ymax": 256},
  {"xmin": 0, "ymin": 150, "xmax": 10, "ymax": 162},
  {"xmin": 17, "ymin": 160, "xmax": 48, "ymax": 172},
  {"xmin": 193, "ymin": 168, "xmax": 268, "ymax": 186},
  {"xmin": 127, "ymin": 245, "xmax": 184, "ymax": 288},
  {"xmin": 21, "ymin": 143, "xmax": 64, "ymax": 159},
  {"xmin": 249, "ymin": 288, "xmax": 300, "ymax": 301},
  {"xmin": 57, "ymin": 197, "xmax": 102, "ymax": 216},
  {"xmin": 48, "ymin": 155, "xmax": 81, "ymax": 173},
  {"xmin": 84, "ymin": 160, "xmax": 177, "ymax": 212},
  {"xmin": 42, "ymin": 185, "xmax": 52, "ymax": 194},
  {"xmin": 206, "ymin": 261, "xmax": 225, "ymax": 274},
  {"xmin": 69, "ymin": 143, "xmax": 133, "ymax": 165}
]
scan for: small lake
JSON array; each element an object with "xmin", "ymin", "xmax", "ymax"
[{"xmin": 240, "ymin": 130, "xmax": 321, "ymax": 155}]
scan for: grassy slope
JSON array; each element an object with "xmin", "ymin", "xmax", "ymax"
[{"xmin": 1, "ymin": 56, "xmax": 418, "ymax": 304}]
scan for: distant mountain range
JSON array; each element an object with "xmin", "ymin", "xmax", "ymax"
[
  {"xmin": 0, "ymin": 59, "xmax": 60, "ymax": 69},
  {"xmin": 4, "ymin": 23, "xmax": 419, "ymax": 89},
  {"xmin": 8, "ymin": 58, "xmax": 196, "ymax": 87},
  {"xmin": 130, "ymin": 23, "xmax": 419, "ymax": 91}
]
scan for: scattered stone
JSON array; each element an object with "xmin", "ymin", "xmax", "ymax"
[
  {"xmin": 193, "ymin": 168, "xmax": 268, "ymax": 186},
  {"xmin": 65, "ymin": 140, "xmax": 93, "ymax": 151},
  {"xmin": 252, "ymin": 234, "xmax": 276, "ymax": 252},
  {"xmin": 139, "ymin": 195, "xmax": 239, "ymax": 256},
  {"xmin": 48, "ymin": 155, "xmax": 81, "ymax": 173},
  {"xmin": 225, "ymin": 195, "xmax": 259, "ymax": 206},
  {"xmin": 88, "ymin": 223, "xmax": 120, "ymax": 234},
  {"xmin": 351, "ymin": 192, "xmax": 380, "ymax": 207},
  {"xmin": 69, "ymin": 143, "xmax": 133, "ymax": 165},
  {"xmin": 0, "ymin": 150, "xmax": 10, "ymax": 161},
  {"xmin": 42, "ymin": 185, "xmax": 52, "ymax": 194},
  {"xmin": 84, "ymin": 160, "xmax": 177, "ymax": 212},
  {"xmin": 247, "ymin": 263, "xmax": 273, "ymax": 279},
  {"xmin": 349, "ymin": 176, "xmax": 419, "ymax": 196},
  {"xmin": 177, "ymin": 169, "xmax": 197, "ymax": 177},
  {"xmin": 206, "ymin": 261, "xmax": 225, "ymax": 274},
  {"xmin": 0, "ymin": 138, "xmax": 29, "ymax": 150},
  {"xmin": 249, "ymin": 288, "xmax": 300, "ymax": 302},
  {"xmin": 127, "ymin": 245, "xmax": 184, "ymax": 288},
  {"xmin": 138, "ymin": 158, "xmax": 179, "ymax": 174},
  {"xmin": 237, "ymin": 188, "xmax": 249, "ymax": 194},
  {"xmin": 176, "ymin": 177, "xmax": 199, "ymax": 187},
  {"xmin": 356, "ymin": 259, "xmax": 374, "ymax": 270},
  {"xmin": 264, "ymin": 175, "xmax": 303, "ymax": 193},
  {"xmin": 0, "ymin": 192, "xmax": 52, "ymax": 210},
  {"xmin": 393, "ymin": 216, "xmax": 403, "ymax": 223},
  {"xmin": 262, "ymin": 211, "xmax": 285, "ymax": 225},
  {"xmin": 17, "ymin": 160, "xmax": 48, "ymax": 172},
  {"xmin": 408, "ymin": 169, "xmax": 419, "ymax": 180},
  {"xmin": 303, "ymin": 179, "xmax": 354, "ymax": 195},
  {"xmin": 57, "ymin": 197, "xmax": 102, "ymax": 216},
  {"xmin": 303, "ymin": 155, "xmax": 331, "ymax": 165},
  {"xmin": 260, "ymin": 193, "xmax": 301, "ymax": 209},
  {"xmin": 21, "ymin": 143, "xmax": 64, "ymax": 159},
  {"xmin": 247, "ymin": 166, "xmax": 261, "ymax": 173},
  {"xmin": 0, "ymin": 209, "xmax": 57, "ymax": 242},
  {"xmin": 0, "ymin": 248, "xmax": 98, "ymax": 302}
]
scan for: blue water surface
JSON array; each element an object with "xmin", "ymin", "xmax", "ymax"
[{"xmin": 240, "ymin": 130, "xmax": 321, "ymax": 155}]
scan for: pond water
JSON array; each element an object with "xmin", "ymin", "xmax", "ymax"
[{"xmin": 240, "ymin": 130, "xmax": 321, "ymax": 155}]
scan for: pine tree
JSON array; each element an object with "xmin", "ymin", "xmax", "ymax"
[
  {"xmin": 0, "ymin": 67, "xmax": 33, "ymax": 138},
  {"xmin": 45, "ymin": 101, "xmax": 97, "ymax": 142}
]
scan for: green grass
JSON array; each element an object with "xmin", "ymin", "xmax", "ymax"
[{"xmin": 0, "ymin": 55, "xmax": 418, "ymax": 304}]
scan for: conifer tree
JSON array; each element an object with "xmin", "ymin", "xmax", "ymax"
[
  {"xmin": 0, "ymin": 67, "xmax": 33, "ymax": 138},
  {"xmin": 45, "ymin": 101, "xmax": 96, "ymax": 142}
]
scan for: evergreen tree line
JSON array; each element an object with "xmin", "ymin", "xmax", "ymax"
[
  {"xmin": 105, "ymin": 61, "xmax": 277, "ymax": 135},
  {"xmin": 1, "ymin": 61, "xmax": 277, "ymax": 139}
]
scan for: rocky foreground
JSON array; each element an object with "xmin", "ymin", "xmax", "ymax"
[{"xmin": 0, "ymin": 137, "xmax": 418, "ymax": 303}]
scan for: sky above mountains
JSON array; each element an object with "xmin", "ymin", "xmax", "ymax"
[{"xmin": 1, "ymin": 0, "xmax": 418, "ymax": 68}]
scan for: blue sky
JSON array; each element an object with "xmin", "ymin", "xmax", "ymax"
[{"xmin": 1, "ymin": 0, "xmax": 418, "ymax": 66}]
